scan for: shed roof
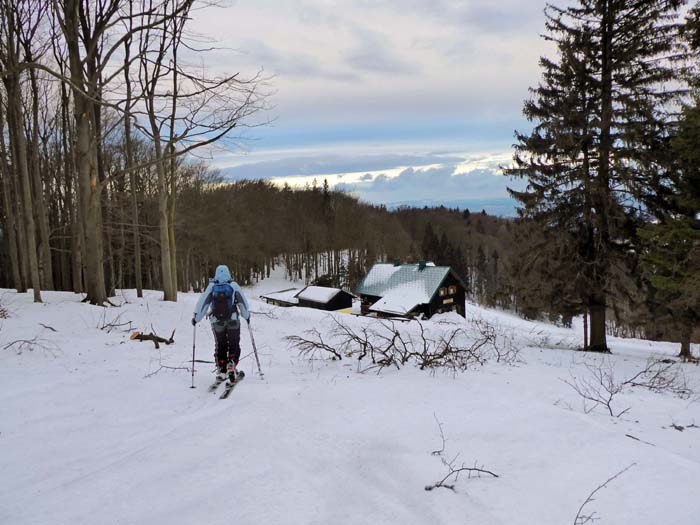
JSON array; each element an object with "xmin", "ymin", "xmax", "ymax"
[
  {"xmin": 295, "ymin": 286, "xmax": 343, "ymax": 304},
  {"xmin": 260, "ymin": 288, "xmax": 300, "ymax": 305}
]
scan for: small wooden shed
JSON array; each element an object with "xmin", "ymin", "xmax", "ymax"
[
  {"xmin": 260, "ymin": 288, "xmax": 301, "ymax": 307},
  {"xmin": 295, "ymin": 286, "xmax": 354, "ymax": 311},
  {"xmin": 260, "ymin": 286, "xmax": 354, "ymax": 312}
]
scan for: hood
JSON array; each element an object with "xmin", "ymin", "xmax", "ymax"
[{"xmin": 214, "ymin": 265, "xmax": 232, "ymax": 283}]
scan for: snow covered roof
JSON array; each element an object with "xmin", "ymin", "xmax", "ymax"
[
  {"xmin": 295, "ymin": 286, "xmax": 342, "ymax": 304},
  {"xmin": 356, "ymin": 263, "xmax": 452, "ymax": 304},
  {"xmin": 260, "ymin": 288, "xmax": 300, "ymax": 305},
  {"xmin": 368, "ymin": 283, "xmax": 428, "ymax": 316}
]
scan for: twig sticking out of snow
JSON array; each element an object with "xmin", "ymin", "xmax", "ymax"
[
  {"xmin": 425, "ymin": 462, "xmax": 500, "ymax": 492},
  {"xmin": 3, "ymin": 336, "xmax": 60, "ymax": 356},
  {"xmin": 573, "ymin": 463, "xmax": 636, "ymax": 524},
  {"xmin": 564, "ymin": 357, "xmax": 693, "ymax": 417},
  {"xmin": 144, "ymin": 348, "xmax": 190, "ymax": 378},
  {"xmin": 98, "ymin": 310, "xmax": 133, "ymax": 333},
  {"xmin": 430, "ymin": 413, "xmax": 447, "ymax": 456},
  {"xmin": 622, "ymin": 358, "xmax": 692, "ymax": 398},
  {"xmin": 425, "ymin": 415, "xmax": 499, "ymax": 492},
  {"xmin": 563, "ymin": 360, "xmax": 629, "ymax": 417}
]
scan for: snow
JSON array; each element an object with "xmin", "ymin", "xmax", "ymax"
[
  {"xmin": 1, "ymin": 277, "xmax": 700, "ymax": 524},
  {"xmin": 361, "ymin": 263, "xmax": 403, "ymax": 288},
  {"xmin": 368, "ymin": 283, "xmax": 427, "ymax": 315},
  {"xmin": 295, "ymin": 286, "xmax": 342, "ymax": 304}
]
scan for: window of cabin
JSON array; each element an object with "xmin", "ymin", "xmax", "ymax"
[
  {"xmin": 448, "ymin": 285, "xmax": 457, "ymax": 295},
  {"xmin": 439, "ymin": 287, "xmax": 447, "ymax": 297}
]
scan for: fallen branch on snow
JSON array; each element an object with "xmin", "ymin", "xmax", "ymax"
[
  {"xmin": 288, "ymin": 315, "xmax": 519, "ymax": 374},
  {"xmin": 130, "ymin": 329, "xmax": 176, "ymax": 349}
]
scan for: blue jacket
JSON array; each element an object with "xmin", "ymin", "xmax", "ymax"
[{"xmin": 193, "ymin": 265, "xmax": 250, "ymax": 324}]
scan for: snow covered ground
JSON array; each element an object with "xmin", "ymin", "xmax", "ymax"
[{"xmin": 1, "ymin": 276, "xmax": 700, "ymax": 525}]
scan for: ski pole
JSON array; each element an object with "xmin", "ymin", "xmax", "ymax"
[
  {"xmin": 190, "ymin": 324, "xmax": 197, "ymax": 389},
  {"xmin": 247, "ymin": 320, "xmax": 264, "ymax": 379}
]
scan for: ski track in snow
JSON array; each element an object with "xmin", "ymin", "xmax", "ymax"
[{"xmin": 1, "ymin": 277, "xmax": 699, "ymax": 525}]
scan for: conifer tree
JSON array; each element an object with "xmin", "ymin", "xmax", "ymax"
[
  {"xmin": 639, "ymin": 57, "xmax": 700, "ymax": 359},
  {"xmin": 507, "ymin": 0, "xmax": 684, "ymax": 352}
]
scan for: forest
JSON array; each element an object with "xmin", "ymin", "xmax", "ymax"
[{"xmin": 0, "ymin": 0, "xmax": 699, "ymax": 357}]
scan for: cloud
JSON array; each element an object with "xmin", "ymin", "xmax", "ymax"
[
  {"xmin": 356, "ymin": 0, "xmax": 543, "ymax": 34},
  {"xmin": 238, "ymin": 39, "xmax": 357, "ymax": 81},
  {"xmin": 219, "ymin": 153, "xmax": 464, "ymax": 180},
  {"xmin": 344, "ymin": 27, "xmax": 417, "ymax": 75},
  {"xmin": 190, "ymin": 0, "xmax": 552, "ymax": 129},
  {"xmin": 335, "ymin": 163, "xmax": 527, "ymax": 211},
  {"xmin": 212, "ymin": 142, "xmax": 523, "ymax": 214}
]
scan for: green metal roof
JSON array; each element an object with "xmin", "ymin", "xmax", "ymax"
[{"xmin": 355, "ymin": 263, "xmax": 453, "ymax": 305}]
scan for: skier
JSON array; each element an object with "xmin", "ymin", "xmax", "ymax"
[{"xmin": 192, "ymin": 265, "xmax": 250, "ymax": 382}]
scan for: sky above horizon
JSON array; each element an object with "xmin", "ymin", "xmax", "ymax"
[{"xmin": 190, "ymin": 0, "xmax": 554, "ymax": 214}]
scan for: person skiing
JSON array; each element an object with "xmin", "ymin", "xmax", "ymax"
[{"xmin": 192, "ymin": 265, "xmax": 250, "ymax": 382}]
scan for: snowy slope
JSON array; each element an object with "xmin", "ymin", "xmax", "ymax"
[{"xmin": 1, "ymin": 280, "xmax": 699, "ymax": 525}]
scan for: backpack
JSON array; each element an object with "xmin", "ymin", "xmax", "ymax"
[{"xmin": 211, "ymin": 282, "xmax": 236, "ymax": 321}]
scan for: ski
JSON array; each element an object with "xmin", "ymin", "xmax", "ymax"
[
  {"xmin": 208, "ymin": 377, "xmax": 226, "ymax": 393},
  {"xmin": 219, "ymin": 371, "xmax": 245, "ymax": 399}
]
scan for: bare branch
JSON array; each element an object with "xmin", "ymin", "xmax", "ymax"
[{"xmin": 573, "ymin": 464, "xmax": 636, "ymax": 525}]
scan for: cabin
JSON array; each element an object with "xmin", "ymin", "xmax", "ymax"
[
  {"xmin": 355, "ymin": 262, "xmax": 467, "ymax": 319},
  {"xmin": 260, "ymin": 286, "xmax": 354, "ymax": 312},
  {"xmin": 296, "ymin": 286, "xmax": 354, "ymax": 311}
]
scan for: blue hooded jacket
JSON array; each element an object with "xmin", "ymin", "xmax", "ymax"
[{"xmin": 193, "ymin": 265, "xmax": 250, "ymax": 323}]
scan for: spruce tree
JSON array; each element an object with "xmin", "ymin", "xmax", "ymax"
[
  {"xmin": 507, "ymin": 0, "xmax": 684, "ymax": 352},
  {"xmin": 639, "ymin": 103, "xmax": 700, "ymax": 358}
]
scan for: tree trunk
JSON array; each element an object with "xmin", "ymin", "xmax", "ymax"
[
  {"xmin": 5, "ymin": 79, "xmax": 42, "ymax": 302},
  {"xmin": 72, "ymin": 190, "xmax": 85, "ymax": 294},
  {"xmin": 154, "ymin": 143, "xmax": 175, "ymax": 301},
  {"xmin": 589, "ymin": 1, "xmax": 615, "ymax": 355},
  {"xmin": 64, "ymin": 0, "xmax": 107, "ymax": 305},
  {"xmin": 14, "ymin": 173, "xmax": 29, "ymax": 290},
  {"xmin": 0, "ymin": 105, "xmax": 23, "ymax": 291},
  {"xmin": 168, "ymin": 151, "xmax": 178, "ymax": 297},
  {"xmin": 122, "ymin": 31, "xmax": 143, "ymax": 298},
  {"xmin": 679, "ymin": 323, "xmax": 692, "ymax": 360},
  {"xmin": 588, "ymin": 301, "xmax": 609, "ymax": 353},
  {"xmin": 26, "ymin": 63, "xmax": 54, "ymax": 290}
]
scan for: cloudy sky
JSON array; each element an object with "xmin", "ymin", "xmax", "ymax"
[{"xmin": 191, "ymin": 0, "xmax": 554, "ymax": 214}]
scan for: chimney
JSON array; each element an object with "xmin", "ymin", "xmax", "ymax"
[{"xmin": 418, "ymin": 261, "xmax": 427, "ymax": 271}]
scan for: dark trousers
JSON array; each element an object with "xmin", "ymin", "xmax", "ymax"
[{"xmin": 211, "ymin": 319, "xmax": 241, "ymax": 370}]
